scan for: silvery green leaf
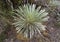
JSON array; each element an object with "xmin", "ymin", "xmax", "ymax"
[{"xmin": 49, "ymin": 0, "xmax": 60, "ymax": 6}]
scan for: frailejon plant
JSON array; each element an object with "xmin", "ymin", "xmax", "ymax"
[{"xmin": 13, "ymin": 4, "xmax": 49, "ymax": 39}]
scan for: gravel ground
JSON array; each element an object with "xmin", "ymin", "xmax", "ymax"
[{"xmin": 3, "ymin": 14, "xmax": 60, "ymax": 42}]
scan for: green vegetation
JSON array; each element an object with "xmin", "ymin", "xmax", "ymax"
[{"xmin": 0, "ymin": 32, "xmax": 7, "ymax": 42}]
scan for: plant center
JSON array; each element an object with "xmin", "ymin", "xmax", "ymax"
[{"xmin": 26, "ymin": 14, "xmax": 35, "ymax": 23}]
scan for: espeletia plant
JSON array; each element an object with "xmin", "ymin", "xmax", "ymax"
[{"xmin": 12, "ymin": 4, "xmax": 49, "ymax": 39}]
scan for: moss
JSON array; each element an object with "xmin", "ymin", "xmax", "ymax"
[{"xmin": 0, "ymin": 32, "xmax": 7, "ymax": 42}]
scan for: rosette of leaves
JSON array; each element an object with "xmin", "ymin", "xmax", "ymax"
[{"xmin": 13, "ymin": 4, "xmax": 49, "ymax": 39}]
